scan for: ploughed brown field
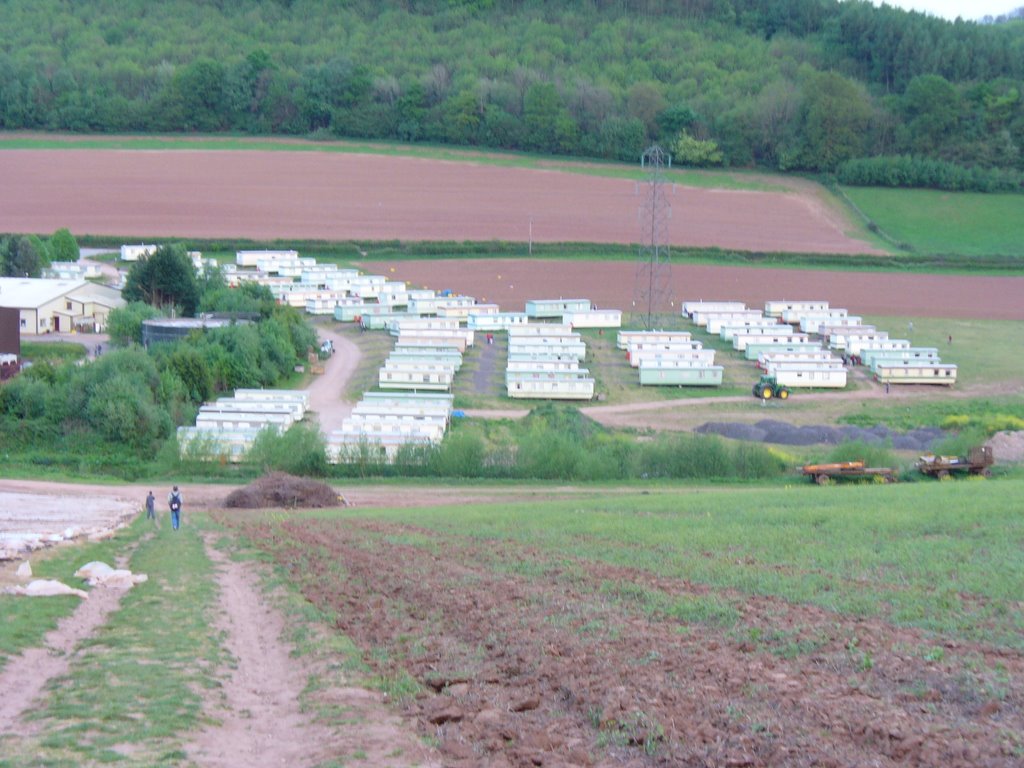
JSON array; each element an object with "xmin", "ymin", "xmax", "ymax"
[
  {"xmin": 0, "ymin": 148, "xmax": 878, "ymax": 254},
  {"xmin": 365, "ymin": 258, "xmax": 1024, "ymax": 321}
]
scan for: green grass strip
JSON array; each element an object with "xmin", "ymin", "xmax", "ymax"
[
  {"xmin": 295, "ymin": 478, "xmax": 1024, "ymax": 649},
  {"xmin": 0, "ymin": 518, "xmax": 150, "ymax": 672},
  {"xmin": 1, "ymin": 522, "xmax": 224, "ymax": 767}
]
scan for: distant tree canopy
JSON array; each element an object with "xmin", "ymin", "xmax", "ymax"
[
  {"xmin": 122, "ymin": 243, "xmax": 200, "ymax": 316},
  {"xmin": 0, "ymin": 0, "xmax": 1022, "ymax": 183},
  {"xmin": 48, "ymin": 228, "xmax": 79, "ymax": 263},
  {"xmin": 0, "ymin": 234, "xmax": 50, "ymax": 277}
]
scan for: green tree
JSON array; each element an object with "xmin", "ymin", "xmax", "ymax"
[
  {"xmin": 48, "ymin": 228, "xmax": 79, "ymax": 263},
  {"xmin": 672, "ymin": 132, "xmax": 724, "ymax": 166},
  {"xmin": 106, "ymin": 301, "xmax": 161, "ymax": 348},
  {"xmin": 9, "ymin": 235, "xmax": 49, "ymax": 277},
  {"xmin": 799, "ymin": 71, "xmax": 874, "ymax": 171},
  {"xmin": 122, "ymin": 243, "xmax": 200, "ymax": 316},
  {"xmin": 901, "ymin": 74, "xmax": 960, "ymax": 154}
]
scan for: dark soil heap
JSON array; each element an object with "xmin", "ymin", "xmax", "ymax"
[{"xmin": 225, "ymin": 472, "xmax": 341, "ymax": 509}]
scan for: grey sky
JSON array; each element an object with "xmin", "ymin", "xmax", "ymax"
[{"xmin": 871, "ymin": 1, "xmax": 1019, "ymax": 20}]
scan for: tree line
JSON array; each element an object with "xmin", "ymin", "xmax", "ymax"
[
  {"xmin": 0, "ymin": 244, "xmax": 318, "ymax": 476},
  {"xmin": 0, "ymin": 0, "xmax": 1022, "ymax": 184},
  {"xmin": 1, "ymin": 229, "xmax": 79, "ymax": 277}
]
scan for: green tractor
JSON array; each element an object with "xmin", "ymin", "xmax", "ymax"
[{"xmin": 753, "ymin": 374, "xmax": 790, "ymax": 400}]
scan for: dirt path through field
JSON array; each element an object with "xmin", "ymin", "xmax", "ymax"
[
  {"xmin": 306, "ymin": 326, "xmax": 361, "ymax": 435},
  {"xmin": 0, "ymin": 546, "xmax": 137, "ymax": 737},
  {"xmin": 187, "ymin": 536, "xmax": 438, "ymax": 768}
]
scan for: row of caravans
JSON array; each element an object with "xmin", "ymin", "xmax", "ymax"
[
  {"xmin": 330, "ymin": 333, "xmax": 464, "ymax": 461},
  {"xmin": 773, "ymin": 301, "xmax": 957, "ymax": 387},
  {"xmin": 506, "ymin": 322, "xmax": 594, "ymax": 399},
  {"xmin": 176, "ymin": 389, "xmax": 310, "ymax": 462},
  {"xmin": 684, "ymin": 301, "xmax": 848, "ymax": 389},
  {"xmin": 617, "ymin": 329, "xmax": 723, "ymax": 387},
  {"xmin": 327, "ymin": 392, "xmax": 455, "ymax": 462}
]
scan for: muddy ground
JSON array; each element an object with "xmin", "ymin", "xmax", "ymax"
[
  {"xmin": 0, "ymin": 148, "xmax": 879, "ymax": 254},
  {"xmin": 221, "ymin": 514, "xmax": 1024, "ymax": 768}
]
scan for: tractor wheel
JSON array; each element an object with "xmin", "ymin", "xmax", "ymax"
[
  {"xmin": 816, "ymin": 474, "xmax": 830, "ymax": 485},
  {"xmin": 752, "ymin": 384, "xmax": 761, "ymax": 398},
  {"xmin": 763, "ymin": 387, "xmax": 774, "ymax": 399},
  {"xmin": 937, "ymin": 470, "xmax": 950, "ymax": 481},
  {"xmin": 778, "ymin": 388, "xmax": 790, "ymax": 400}
]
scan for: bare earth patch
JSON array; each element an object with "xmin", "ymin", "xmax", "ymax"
[
  {"xmin": 0, "ymin": 549, "xmax": 137, "ymax": 738},
  {"xmin": 187, "ymin": 536, "xmax": 438, "ymax": 768},
  {"xmin": 0, "ymin": 149, "xmax": 880, "ymax": 254}
]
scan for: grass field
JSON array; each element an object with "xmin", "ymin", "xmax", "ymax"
[{"xmin": 843, "ymin": 186, "xmax": 1024, "ymax": 257}]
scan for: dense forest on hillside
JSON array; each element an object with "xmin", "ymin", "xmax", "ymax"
[{"xmin": 1, "ymin": 0, "xmax": 1023, "ymax": 186}]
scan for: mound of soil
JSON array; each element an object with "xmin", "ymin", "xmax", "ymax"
[
  {"xmin": 987, "ymin": 430, "xmax": 1024, "ymax": 464},
  {"xmin": 224, "ymin": 473, "xmax": 341, "ymax": 509}
]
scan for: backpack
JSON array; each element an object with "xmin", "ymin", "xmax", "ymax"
[{"xmin": 170, "ymin": 492, "xmax": 181, "ymax": 512}]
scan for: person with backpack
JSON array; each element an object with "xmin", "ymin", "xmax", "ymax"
[{"xmin": 167, "ymin": 486, "xmax": 183, "ymax": 530}]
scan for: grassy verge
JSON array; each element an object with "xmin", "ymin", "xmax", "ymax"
[
  {"xmin": 0, "ymin": 516, "xmax": 149, "ymax": 671},
  {"xmin": 265, "ymin": 479, "xmax": 1024, "ymax": 649},
  {"xmin": 842, "ymin": 186, "xmax": 1024, "ymax": 258},
  {"xmin": 19, "ymin": 341, "xmax": 88, "ymax": 365},
  {"xmin": 0, "ymin": 520, "xmax": 225, "ymax": 767}
]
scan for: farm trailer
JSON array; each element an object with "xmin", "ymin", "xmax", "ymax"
[
  {"xmin": 801, "ymin": 461, "xmax": 898, "ymax": 484},
  {"xmin": 638, "ymin": 361, "xmax": 724, "ymax": 386},
  {"xmin": 917, "ymin": 446, "xmax": 993, "ymax": 479}
]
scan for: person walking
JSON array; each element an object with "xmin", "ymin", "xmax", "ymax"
[
  {"xmin": 145, "ymin": 491, "xmax": 156, "ymax": 522},
  {"xmin": 167, "ymin": 486, "xmax": 183, "ymax": 531}
]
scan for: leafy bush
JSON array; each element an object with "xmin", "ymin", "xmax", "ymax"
[
  {"xmin": 839, "ymin": 155, "xmax": 1024, "ymax": 193},
  {"xmin": 248, "ymin": 423, "xmax": 330, "ymax": 477},
  {"xmin": 826, "ymin": 440, "xmax": 900, "ymax": 470}
]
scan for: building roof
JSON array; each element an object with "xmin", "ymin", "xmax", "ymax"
[
  {"xmin": 68, "ymin": 282, "xmax": 125, "ymax": 309},
  {"xmin": 0, "ymin": 278, "xmax": 89, "ymax": 310}
]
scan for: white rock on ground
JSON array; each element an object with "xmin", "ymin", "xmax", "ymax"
[
  {"xmin": 15, "ymin": 561, "xmax": 32, "ymax": 579},
  {"xmin": 3, "ymin": 579, "xmax": 89, "ymax": 599}
]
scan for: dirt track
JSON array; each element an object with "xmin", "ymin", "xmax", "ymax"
[{"xmin": 0, "ymin": 148, "xmax": 880, "ymax": 254}]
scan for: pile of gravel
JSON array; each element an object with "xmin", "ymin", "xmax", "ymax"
[
  {"xmin": 224, "ymin": 472, "xmax": 341, "ymax": 509},
  {"xmin": 696, "ymin": 419, "xmax": 945, "ymax": 451}
]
